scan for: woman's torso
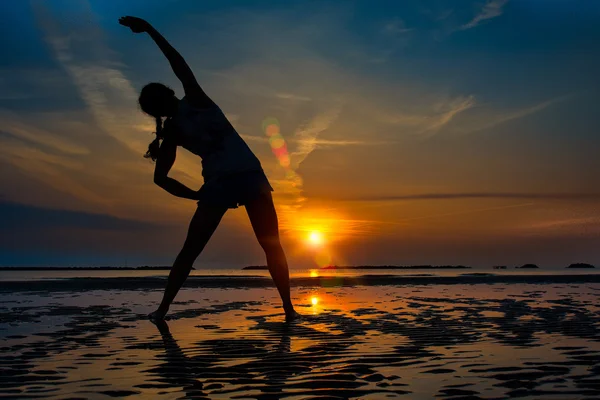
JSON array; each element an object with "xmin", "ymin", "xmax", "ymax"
[{"xmin": 171, "ymin": 97, "xmax": 262, "ymax": 182}]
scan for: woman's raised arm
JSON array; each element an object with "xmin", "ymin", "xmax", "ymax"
[{"xmin": 119, "ymin": 16, "xmax": 214, "ymax": 108}]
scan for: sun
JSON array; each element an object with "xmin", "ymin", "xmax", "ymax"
[{"xmin": 308, "ymin": 231, "xmax": 324, "ymax": 246}]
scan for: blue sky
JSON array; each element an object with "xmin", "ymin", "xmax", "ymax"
[{"xmin": 1, "ymin": 0, "xmax": 599, "ymax": 268}]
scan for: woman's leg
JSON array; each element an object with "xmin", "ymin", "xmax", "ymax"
[
  {"xmin": 149, "ymin": 202, "xmax": 228, "ymax": 320},
  {"xmin": 244, "ymin": 192, "xmax": 296, "ymax": 319}
]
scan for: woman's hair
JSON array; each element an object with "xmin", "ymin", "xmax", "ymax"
[
  {"xmin": 138, "ymin": 82, "xmax": 175, "ymax": 162},
  {"xmin": 144, "ymin": 116, "xmax": 163, "ymax": 162}
]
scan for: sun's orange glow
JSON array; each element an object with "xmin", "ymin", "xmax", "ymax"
[
  {"xmin": 280, "ymin": 207, "xmax": 368, "ymax": 245},
  {"xmin": 310, "ymin": 270, "xmax": 319, "ymax": 278},
  {"xmin": 263, "ymin": 116, "xmax": 376, "ymax": 260},
  {"xmin": 315, "ymin": 250, "xmax": 332, "ymax": 267},
  {"xmin": 311, "ymin": 296, "xmax": 319, "ymax": 305},
  {"xmin": 308, "ymin": 231, "xmax": 324, "ymax": 246}
]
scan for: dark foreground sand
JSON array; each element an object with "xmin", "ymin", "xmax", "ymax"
[{"xmin": 1, "ymin": 279, "xmax": 600, "ymax": 399}]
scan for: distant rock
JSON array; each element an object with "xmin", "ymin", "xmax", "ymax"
[
  {"xmin": 517, "ymin": 264, "xmax": 539, "ymax": 269},
  {"xmin": 567, "ymin": 263, "xmax": 595, "ymax": 269},
  {"xmin": 493, "ymin": 266, "xmax": 507, "ymax": 269}
]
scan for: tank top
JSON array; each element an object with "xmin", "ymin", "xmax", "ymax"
[{"xmin": 171, "ymin": 97, "xmax": 263, "ymax": 182}]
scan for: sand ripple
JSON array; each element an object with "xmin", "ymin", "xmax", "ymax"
[{"xmin": 1, "ymin": 284, "xmax": 600, "ymax": 399}]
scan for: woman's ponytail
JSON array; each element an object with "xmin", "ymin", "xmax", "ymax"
[{"xmin": 144, "ymin": 116, "xmax": 163, "ymax": 162}]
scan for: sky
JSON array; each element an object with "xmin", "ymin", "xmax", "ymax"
[{"xmin": 0, "ymin": 0, "xmax": 599, "ymax": 269}]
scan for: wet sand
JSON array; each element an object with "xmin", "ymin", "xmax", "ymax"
[{"xmin": 2, "ymin": 280, "xmax": 600, "ymax": 399}]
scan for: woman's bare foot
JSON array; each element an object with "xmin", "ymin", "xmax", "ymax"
[
  {"xmin": 285, "ymin": 310, "xmax": 301, "ymax": 323},
  {"xmin": 148, "ymin": 308, "xmax": 168, "ymax": 321}
]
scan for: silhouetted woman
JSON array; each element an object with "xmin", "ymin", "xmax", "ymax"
[{"xmin": 119, "ymin": 16, "xmax": 296, "ymax": 321}]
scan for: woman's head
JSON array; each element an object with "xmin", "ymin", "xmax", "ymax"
[
  {"xmin": 138, "ymin": 82, "xmax": 178, "ymax": 118},
  {"xmin": 139, "ymin": 83, "xmax": 178, "ymax": 161}
]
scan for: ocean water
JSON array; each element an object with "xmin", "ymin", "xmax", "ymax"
[{"xmin": 0, "ymin": 266, "xmax": 598, "ymax": 282}]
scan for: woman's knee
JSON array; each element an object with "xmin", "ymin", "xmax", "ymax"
[
  {"xmin": 177, "ymin": 241, "xmax": 203, "ymax": 264},
  {"xmin": 258, "ymin": 235, "xmax": 283, "ymax": 255}
]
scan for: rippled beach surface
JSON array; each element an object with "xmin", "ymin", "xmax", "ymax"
[{"xmin": 2, "ymin": 282, "xmax": 600, "ymax": 399}]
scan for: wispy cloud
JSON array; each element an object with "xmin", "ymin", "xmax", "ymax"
[
  {"xmin": 241, "ymin": 135, "xmax": 387, "ymax": 147},
  {"xmin": 525, "ymin": 217, "xmax": 600, "ymax": 230},
  {"xmin": 515, "ymin": 214, "xmax": 600, "ymax": 237},
  {"xmin": 297, "ymin": 138, "xmax": 390, "ymax": 147},
  {"xmin": 275, "ymin": 103, "xmax": 344, "ymax": 226},
  {"xmin": 484, "ymin": 95, "xmax": 569, "ymax": 129},
  {"xmin": 241, "ymin": 134, "xmax": 393, "ymax": 149},
  {"xmin": 32, "ymin": 3, "xmax": 153, "ymax": 157},
  {"xmin": 6, "ymin": 155, "xmax": 110, "ymax": 205},
  {"xmin": 0, "ymin": 110, "xmax": 100, "ymax": 206},
  {"xmin": 460, "ymin": 0, "xmax": 509, "ymax": 31},
  {"xmin": 0, "ymin": 201, "xmax": 164, "ymax": 231},
  {"xmin": 33, "ymin": 0, "xmax": 204, "ymax": 185},
  {"xmin": 396, "ymin": 202, "xmax": 535, "ymax": 223},
  {"xmin": 425, "ymin": 95, "xmax": 476, "ymax": 134},
  {"xmin": 457, "ymin": 94, "xmax": 573, "ymax": 134},
  {"xmin": 0, "ymin": 140, "xmax": 83, "ymax": 170},
  {"xmin": 377, "ymin": 95, "xmax": 476, "ymax": 136},
  {"xmin": 0, "ymin": 111, "xmax": 89, "ymax": 155},
  {"xmin": 291, "ymin": 103, "xmax": 344, "ymax": 168},
  {"xmin": 275, "ymin": 92, "xmax": 312, "ymax": 102},
  {"xmin": 320, "ymin": 192, "xmax": 600, "ymax": 202},
  {"xmin": 0, "ymin": 1, "xmax": 208, "ymax": 225},
  {"xmin": 382, "ymin": 18, "xmax": 413, "ymax": 35}
]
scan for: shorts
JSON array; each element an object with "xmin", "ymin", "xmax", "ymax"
[{"xmin": 196, "ymin": 170, "xmax": 274, "ymax": 209}]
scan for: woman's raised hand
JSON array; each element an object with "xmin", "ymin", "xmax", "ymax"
[{"xmin": 119, "ymin": 16, "xmax": 151, "ymax": 33}]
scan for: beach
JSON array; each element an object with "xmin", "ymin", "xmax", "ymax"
[{"xmin": 2, "ymin": 274, "xmax": 600, "ymax": 399}]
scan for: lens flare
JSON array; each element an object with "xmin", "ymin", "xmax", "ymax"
[
  {"xmin": 262, "ymin": 116, "xmax": 349, "ymax": 267},
  {"xmin": 262, "ymin": 116, "xmax": 293, "ymax": 170},
  {"xmin": 265, "ymin": 124, "xmax": 279, "ymax": 137},
  {"xmin": 269, "ymin": 136, "xmax": 285, "ymax": 149},
  {"xmin": 279, "ymin": 155, "xmax": 291, "ymax": 168},
  {"xmin": 262, "ymin": 117, "xmax": 279, "ymax": 133}
]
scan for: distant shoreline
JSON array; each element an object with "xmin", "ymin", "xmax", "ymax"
[
  {"xmin": 1, "ymin": 265, "xmax": 472, "ymax": 271},
  {"xmin": 0, "ymin": 266, "xmax": 173, "ymax": 271},
  {"xmin": 0, "ymin": 264, "xmax": 594, "ymax": 271}
]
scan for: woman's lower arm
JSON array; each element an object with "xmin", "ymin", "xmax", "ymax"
[{"xmin": 156, "ymin": 177, "xmax": 198, "ymax": 200}]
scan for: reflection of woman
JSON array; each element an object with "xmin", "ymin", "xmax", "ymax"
[
  {"xmin": 118, "ymin": 16, "xmax": 297, "ymax": 322},
  {"xmin": 151, "ymin": 320, "xmax": 295, "ymax": 398},
  {"xmin": 151, "ymin": 320, "xmax": 209, "ymax": 397}
]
